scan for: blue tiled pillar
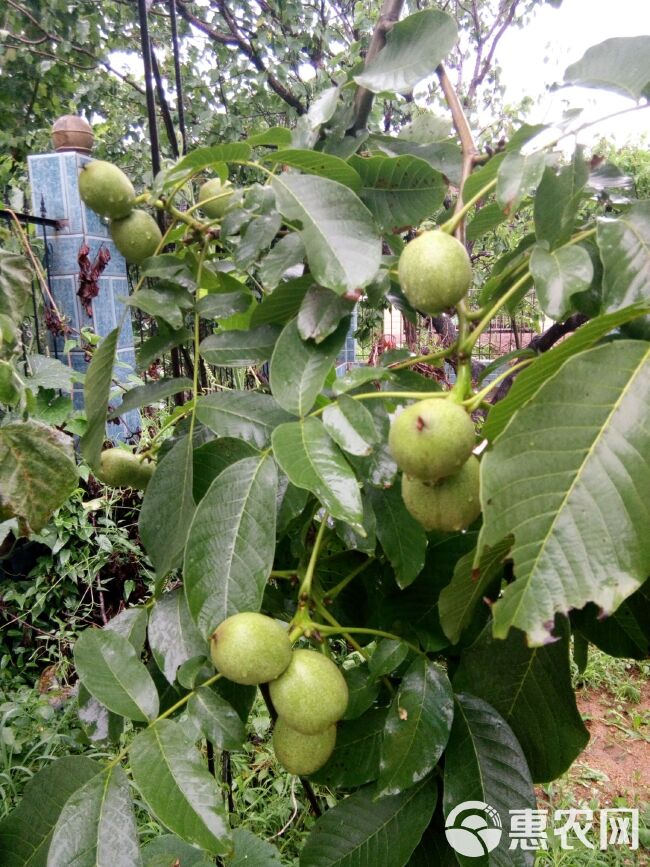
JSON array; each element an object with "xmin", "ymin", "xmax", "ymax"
[
  {"xmin": 336, "ymin": 307, "xmax": 359, "ymax": 376},
  {"xmin": 27, "ymin": 152, "xmax": 140, "ymax": 438}
]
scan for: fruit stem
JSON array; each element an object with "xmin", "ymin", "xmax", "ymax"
[
  {"xmin": 450, "ymin": 299, "xmax": 473, "ymax": 403},
  {"xmin": 440, "ymin": 177, "xmax": 498, "ymax": 236},
  {"xmin": 463, "ymin": 357, "xmax": 535, "ymax": 411}
]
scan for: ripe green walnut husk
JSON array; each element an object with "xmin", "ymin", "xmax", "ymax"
[
  {"xmin": 273, "ymin": 717, "xmax": 336, "ymax": 776},
  {"xmin": 97, "ymin": 449, "xmax": 155, "ymax": 490},
  {"xmin": 210, "ymin": 612, "xmax": 292, "ymax": 685},
  {"xmin": 269, "ymin": 650, "xmax": 348, "ymax": 734},
  {"xmin": 110, "ymin": 211, "xmax": 162, "ymax": 264},
  {"xmin": 402, "ymin": 455, "xmax": 481, "ymax": 532},
  {"xmin": 389, "ymin": 398, "xmax": 476, "ymax": 482},
  {"xmin": 78, "ymin": 160, "xmax": 135, "ymax": 220},
  {"xmin": 398, "ymin": 230, "xmax": 472, "ymax": 314},
  {"xmin": 198, "ymin": 178, "xmax": 233, "ymax": 219}
]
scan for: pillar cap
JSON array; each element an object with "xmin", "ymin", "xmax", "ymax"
[{"xmin": 51, "ymin": 115, "xmax": 94, "ymax": 155}]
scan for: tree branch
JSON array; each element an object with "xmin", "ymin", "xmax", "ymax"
[
  {"xmin": 347, "ymin": 0, "xmax": 405, "ymax": 134},
  {"xmin": 436, "ymin": 62, "xmax": 479, "ymax": 242},
  {"xmin": 150, "ymin": 44, "xmax": 180, "ymax": 157},
  {"xmin": 231, "ymin": 1, "xmax": 305, "ymax": 113},
  {"xmin": 175, "ymin": 0, "xmax": 238, "ymax": 46},
  {"xmin": 466, "ymin": 0, "xmax": 521, "ymax": 106},
  {"xmin": 489, "ymin": 314, "xmax": 589, "ymax": 405}
]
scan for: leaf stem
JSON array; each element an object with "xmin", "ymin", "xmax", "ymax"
[
  {"xmin": 463, "ymin": 357, "xmax": 534, "ymax": 410},
  {"xmin": 440, "ymin": 177, "xmax": 498, "ymax": 236},
  {"xmin": 325, "ymin": 557, "xmax": 375, "ymax": 601},
  {"xmin": 104, "ymin": 672, "xmax": 224, "ymax": 771},
  {"xmin": 388, "ymin": 343, "xmax": 456, "ymax": 371},
  {"xmin": 189, "ymin": 243, "xmax": 208, "ymax": 441},
  {"xmin": 298, "ymin": 514, "xmax": 329, "ymax": 600},
  {"xmin": 312, "ymin": 622, "xmax": 427, "ymax": 659},
  {"xmin": 463, "ymin": 270, "xmax": 531, "ymax": 353}
]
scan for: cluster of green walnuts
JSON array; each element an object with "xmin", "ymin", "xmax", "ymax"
[
  {"xmin": 390, "ymin": 230, "xmax": 481, "ymax": 532},
  {"xmin": 78, "ymin": 159, "xmax": 232, "ymax": 264},
  {"xmin": 210, "ymin": 612, "xmax": 348, "ymax": 776}
]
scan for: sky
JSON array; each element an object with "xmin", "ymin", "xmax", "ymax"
[{"xmin": 496, "ymin": 0, "xmax": 650, "ymax": 145}]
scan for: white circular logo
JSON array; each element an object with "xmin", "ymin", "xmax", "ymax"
[{"xmin": 445, "ymin": 800, "xmax": 503, "ymax": 857}]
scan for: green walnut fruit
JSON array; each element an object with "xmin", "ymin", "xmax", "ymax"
[
  {"xmin": 401, "ymin": 455, "xmax": 481, "ymax": 533},
  {"xmin": 389, "ymin": 398, "xmax": 476, "ymax": 482},
  {"xmin": 97, "ymin": 449, "xmax": 155, "ymax": 490},
  {"xmin": 110, "ymin": 210, "xmax": 162, "ymax": 264},
  {"xmin": 198, "ymin": 178, "xmax": 233, "ymax": 219},
  {"xmin": 210, "ymin": 612, "xmax": 292, "ymax": 685},
  {"xmin": 398, "ymin": 230, "xmax": 472, "ymax": 314},
  {"xmin": 78, "ymin": 160, "xmax": 135, "ymax": 220},
  {"xmin": 620, "ymin": 315, "xmax": 650, "ymax": 341},
  {"xmin": 273, "ymin": 717, "xmax": 336, "ymax": 776},
  {"xmin": 269, "ymin": 650, "xmax": 348, "ymax": 735}
]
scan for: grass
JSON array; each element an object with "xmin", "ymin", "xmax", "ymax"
[{"xmin": 1, "ymin": 646, "xmax": 646, "ymax": 865}]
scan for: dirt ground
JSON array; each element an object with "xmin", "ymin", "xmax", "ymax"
[{"xmin": 538, "ymin": 678, "xmax": 649, "ymax": 811}]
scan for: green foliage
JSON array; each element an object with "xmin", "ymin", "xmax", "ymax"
[{"xmin": 2, "ymin": 13, "xmax": 650, "ymax": 867}]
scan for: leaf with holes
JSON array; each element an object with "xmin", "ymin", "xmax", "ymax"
[
  {"xmin": 130, "ymin": 720, "xmax": 231, "ymax": 855},
  {"xmin": 377, "ymin": 658, "xmax": 454, "ymax": 796},
  {"xmin": 571, "ymin": 577, "xmax": 650, "ymax": 660},
  {"xmin": 272, "ymin": 419, "xmax": 364, "ymax": 533},
  {"xmin": 479, "ymin": 341, "xmax": 650, "ymax": 645},
  {"xmin": 0, "ymin": 420, "xmax": 77, "ymax": 534},
  {"xmin": 184, "ymin": 455, "xmax": 278, "ymax": 637}
]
